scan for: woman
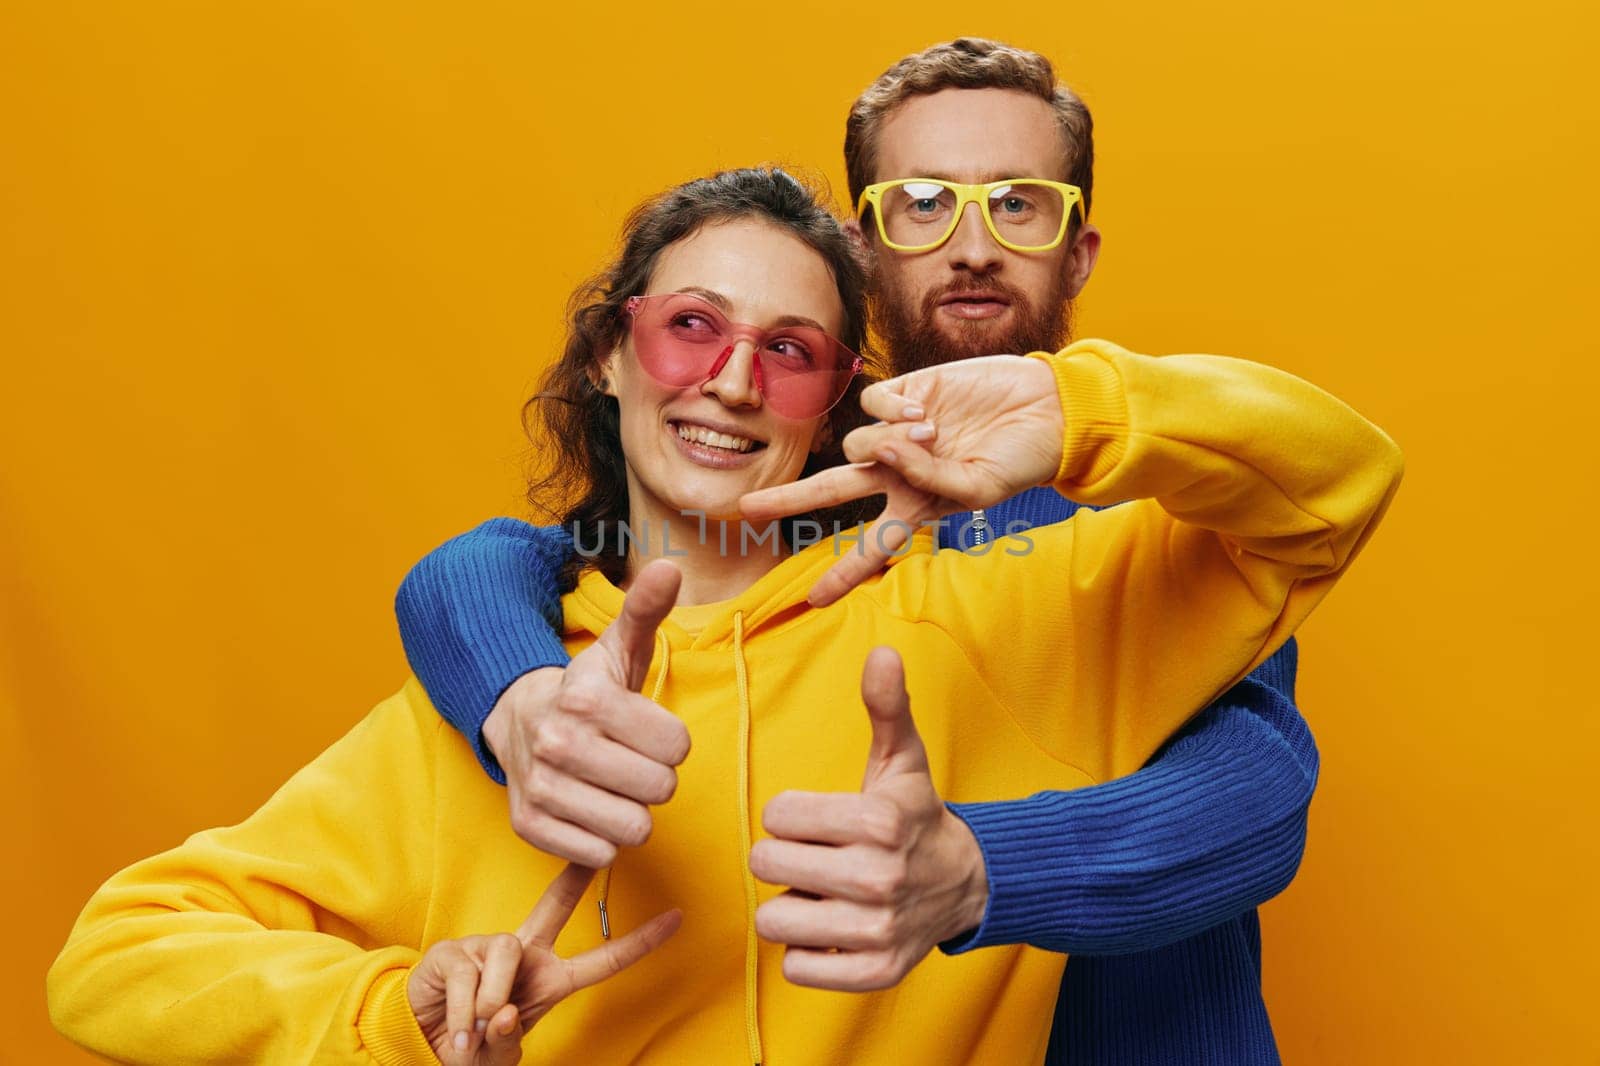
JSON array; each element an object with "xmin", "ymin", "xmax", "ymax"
[{"xmin": 49, "ymin": 168, "xmax": 1402, "ymax": 1065}]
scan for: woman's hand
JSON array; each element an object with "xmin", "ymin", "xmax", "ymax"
[
  {"xmin": 740, "ymin": 355, "xmax": 1063, "ymax": 605},
  {"xmin": 480, "ymin": 560, "xmax": 690, "ymax": 870},
  {"xmin": 407, "ymin": 862, "xmax": 681, "ymax": 1064}
]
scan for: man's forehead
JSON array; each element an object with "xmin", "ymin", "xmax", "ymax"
[
  {"xmin": 895, "ymin": 167, "xmax": 1051, "ymax": 186},
  {"xmin": 873, "ymin": 87, "xmax": 1070, "ymax": 184}
]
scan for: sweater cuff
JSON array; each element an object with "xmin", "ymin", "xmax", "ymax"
[
  {"xmin": 938, "ymin": 797, "xmax": 1069, "ymax": 954},
  {"xmin": 937, "ymin": 801, "xmax": 997, "ymax": 954},
  {"xmin": 357, "ymin": 966, "xmax": 439, "ymax": 1065},
  {"xmin": 452, "ymin": 627, "xmax": 573, "ymax": 787},
  {"xmin": 1025, "ymin": 344, "xmax": 1129, "ymax": 488},
  {"xmin": 396, "ymin": 520, "xmax": 576, "ymax": 786}
]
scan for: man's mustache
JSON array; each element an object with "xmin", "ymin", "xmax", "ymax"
[{"xmin": 917, "ymin": 276, "xmax": 1031, "ymax": 314}]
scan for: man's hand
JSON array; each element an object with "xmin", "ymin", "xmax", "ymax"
[
  {"xmin": 749, "ymin": 647, "xmax": 989, "ymax": 992},
  {"xmin": 481, "ymin": 560, "xmax": 690, "ymax": 868},
  {"xmin": 739, "ymin": 355, "xmax": 1063, "ymax": 606},
  {"xmin": 408, "ymin": 863, "xmax": 681, "ymax": 1064}
]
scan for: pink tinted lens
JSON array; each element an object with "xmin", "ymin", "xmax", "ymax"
[
  {"xmin": 629, "ymin": 294, "xmax": 731, "ymax": 386},
  {"xmin": 755, "ymin": 330, "xmax": 859, "ymax": 418},
  {"xmin": 628, "ymin": 294, "xmax": 860, "ymax": 418}
]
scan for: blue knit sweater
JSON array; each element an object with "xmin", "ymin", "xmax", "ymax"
[{"xmin": 396, "ymin": 488, "xmax": 1313, "ymax": 1065}]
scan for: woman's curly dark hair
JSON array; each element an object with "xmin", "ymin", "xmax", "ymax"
[{"xmin": 524, "ymin": 167, "xmax": 884, "ymax": 589}]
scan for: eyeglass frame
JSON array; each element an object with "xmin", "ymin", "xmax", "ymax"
[
  {"xmin": 622, "ymin": 292, "xmax": 865, "ymax": 419},
  {"xmin": 855, "ymin": 177, "xmax": 1087, "ymax": 254}
]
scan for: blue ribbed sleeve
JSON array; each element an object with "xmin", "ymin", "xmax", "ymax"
[
  {"xmin": 393, "ymin": 518, "xmax": 575, "ymax": 783},
  {"xmin": 943, "ymin": 641, "xmax": 1313, "ymax": 956}
]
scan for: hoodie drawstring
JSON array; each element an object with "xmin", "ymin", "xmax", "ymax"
[
  {"xmin": 732, "ymin": 610, "xmax": 762, "ymax": 1066},
  {"xmin": 596, "ymin": 617, "xmax": 761, "ymax": 1064},
  {"xmin": 597, "ymin": 630, "xmax": 672, "ymax": 940}
]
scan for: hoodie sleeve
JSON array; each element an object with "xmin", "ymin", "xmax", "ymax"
[
  {"xmin": 395, "ymin": 518, "xmax": 575, "ymax": 784},
  {"xmin": 903, "ymin": 339, "xmax": 1402, "ymax": 784},
  {"xmin": 943, "ymin": 651, "xmax": 1316, "ymax": 955},
  {"xmin": 47, "ymin": 681, "xmax": 445, "ymax": 1065}
]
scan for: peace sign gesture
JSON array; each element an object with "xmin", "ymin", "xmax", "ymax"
[
  {"xmin": 407, "ymin": 863, "xmax": 681, "ymax": 1064},
  {"xmin": 740, "ymin": 355, "xmax": 1063, "ymax": 606}
]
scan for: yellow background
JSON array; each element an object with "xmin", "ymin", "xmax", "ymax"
[{"xmin": 3, "ymin": 2, "xmax": 1596, "ymax": 1062}]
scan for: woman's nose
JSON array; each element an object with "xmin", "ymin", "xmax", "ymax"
[{"xmin": 701, "ymin": 340, "xmax": 763, "ymax": 408}]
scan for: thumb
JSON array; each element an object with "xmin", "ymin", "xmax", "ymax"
[
  {"xmin": 860, "ymin": 646, "xmax": 930, "ymax": 789},
  {"xmin": 479, "ymin": 1002, "xmax": 524, "ymax": 1065},
  {"xmin": 599, "ymin": 559, "xmax": 681, "ymax": 690}
]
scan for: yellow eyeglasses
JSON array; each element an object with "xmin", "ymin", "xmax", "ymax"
[{"xmin": 856, "ymin": 178, "xmax": 1086, "ymax": 254}]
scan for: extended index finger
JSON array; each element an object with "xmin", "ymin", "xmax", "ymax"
[
  {"xmin": 564, "ymin": 908, "xmax": 683, "ymax": 992},
  {"xmin": 739, "ymin": 462, "xmax": 887, "ymax": 523},
  {"xmin": 518, "ymin": 862, "xmax": 599, "ymax": 950},
  {"xmin": 806, "ymin": 513, "xmax": 914, "ymax": 608}
]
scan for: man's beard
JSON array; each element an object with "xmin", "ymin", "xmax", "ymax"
[{"xmin": 873, "ymin": 272, "xmax": 1075, "ymax": 375}]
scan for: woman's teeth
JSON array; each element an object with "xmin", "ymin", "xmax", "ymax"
[{"xmin": 677, "ymin": 423, "xmax": 755, "ymax": 453}]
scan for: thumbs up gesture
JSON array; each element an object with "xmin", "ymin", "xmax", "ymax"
[
  {"xmin": 407, "ymin": 863, "xmax": 681, "ymax": 1063},
  {"xmin": 483, "ymin": 559, "xmax": 692, "ymax": 868},
  {"xmin": 749, "ymin": 648, "xmax": 990, "ymax": 991}
]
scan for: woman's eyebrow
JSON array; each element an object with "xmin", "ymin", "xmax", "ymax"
[
  {"xmin": 771, "ymin": 314, "xmax": 828, "ymax": 331},
  {"xmin": 675, "ymin": 286, "xmax": 732, "ymax": 310},
  {"xmin": 675, "ymin": 287, "xmax": 827, "ymax": 332}
]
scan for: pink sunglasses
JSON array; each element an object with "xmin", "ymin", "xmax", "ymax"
[{"xmin": 624, "ymin": 292, "xmax": 863, "ymax": 419}]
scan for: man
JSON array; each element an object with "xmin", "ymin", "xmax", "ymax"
[{"xmin": 397, "ymin": 39, "xmax": 1313, "ymax": 1064}]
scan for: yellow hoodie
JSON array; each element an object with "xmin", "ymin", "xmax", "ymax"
[{"xmin": 49, "ymin": 341, "xmax": 1403, "ymax": 1065}]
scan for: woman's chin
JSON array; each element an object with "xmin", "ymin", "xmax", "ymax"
[
  {"xmin": 664, "ymin": 495, "xmax": 748, "ymax": 527},
  {"xmin": 659, "ymin": 468, "xmax": 790, "ymax": 528},
  {"xmin": 636, "ymin": 455, "xmax": 807, "ymax": 541}
]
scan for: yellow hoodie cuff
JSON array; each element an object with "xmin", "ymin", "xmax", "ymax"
[
  {"xmin": 358, "ymin": 966, "xmax": 440, "ymax": 1066},
  {"xmin": 1025, "ymin": 343, "xmax": 1129, "ymax": 488}
]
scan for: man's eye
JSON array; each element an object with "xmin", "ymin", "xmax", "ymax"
[
  {"xmin": 897, "ymin": 182, "xmax": 950, "ymax": 221},
  {"xmin": 993, "ymin": 194, "xmax": 1038, "ymax": 217}
]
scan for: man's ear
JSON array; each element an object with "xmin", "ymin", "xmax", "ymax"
[
  {"xmin": 843, "ymin": 217, "xmax": 875, "ymax": 275},
  {"xmin": 810, "ymin": 417, "xmax": 834, "ymax": 455},
  {"xmin": 1065, "ymin": 223, "xmax": 1102, "ymax": 299}
]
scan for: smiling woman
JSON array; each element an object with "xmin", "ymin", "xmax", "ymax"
[
  {"xmin": 601, "ymin": 219, "xmax": 859, "ymax": 595},
  {"xmin": 522, "ymin": 169, "xmax": 883, "ymax": 594},
  {"xmin": 46, "ymin": 166, "xmax": 1402, "ymax": 1066}
]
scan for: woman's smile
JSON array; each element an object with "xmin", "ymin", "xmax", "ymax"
[{"xmin": 667, "ymin": 415, "xmax": 768, "ymax": 468}]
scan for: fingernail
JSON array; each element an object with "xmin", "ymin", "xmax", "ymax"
[
  {"xmin": 876, "ymin": 446, "xmax": 897, "ymax": 463},
  {"xmin": 907, "ymin": 422, "xmax": 935, "ymax": 442},
  {"xmin": 475, "ymin": 1018, "xmax": 488, "ymax": 1033},
  {"xmin": 454, "ymin": 1031, "xmax": 469, "ymax": 1051},
  {"xmin": 902, "ymin": 404, "xmax": 925, "ymax": 420}
]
